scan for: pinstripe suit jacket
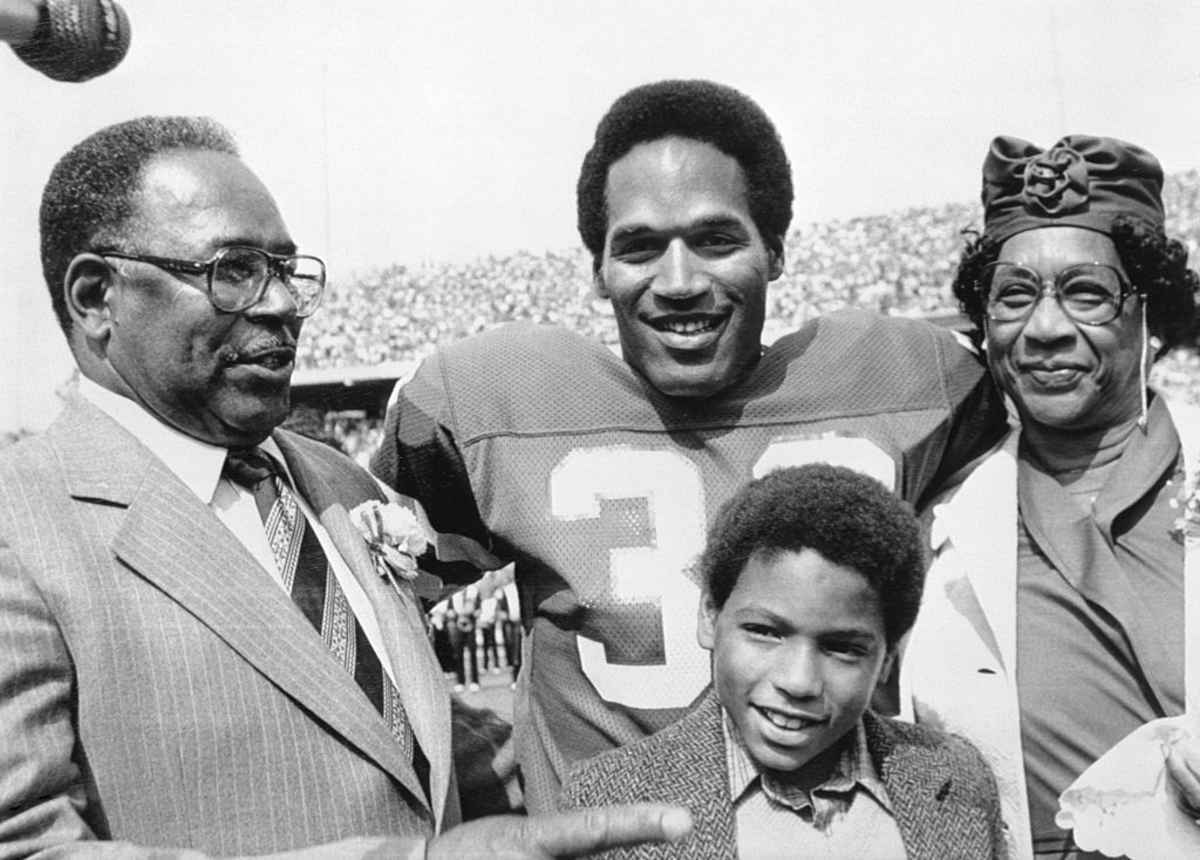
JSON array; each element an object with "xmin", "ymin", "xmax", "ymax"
[
  {"xmin": 560, "ymin": 692, "xmax": 1006, "ymax": 859},
  {"xmin": 0, "ymin": 395, "xmax": 457, "ymax": 858}
]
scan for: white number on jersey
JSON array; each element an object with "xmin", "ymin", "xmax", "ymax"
[
  {"xmin": 551, "ymin": 447, "xmax": 710, "ymax": 708},
  {"xmin": 754, "ymin": 434, "xmax": 895, "ymax": 489},
  {"xmin": 551, "ymin": 435, "xmax": 893, "ymax": 709}
]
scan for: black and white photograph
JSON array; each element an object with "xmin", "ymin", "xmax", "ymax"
[{"xmin": 2, "ymin": 1, "xmax": 1200, "ymax": 857}]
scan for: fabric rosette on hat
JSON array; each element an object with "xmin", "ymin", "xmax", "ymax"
[{"xmin": 980, "ymin": 134, "xmax": 1165, "ymax": 244}]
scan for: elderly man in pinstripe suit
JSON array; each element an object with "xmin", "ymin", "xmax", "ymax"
[{"xmin": 0, "ymin": 116, "xmax": 690, "ymax": 859}]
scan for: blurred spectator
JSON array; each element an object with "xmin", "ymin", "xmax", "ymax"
[
  {"xmin": 477, "ymin": 595, "xmax": 501, "ymax": 676},
  {"xmin": 497, "ymin": 579, "xmax": 522, "ymax": 689},
  {"xmin": 428, "ymin": 603, "xmax": 458, "ymax": 677},
  {"xmin": 449, "ymin": 586, "xmax": 480, "ymax": 692},
  {"xmin": 279, "ymin": 405, "xmax": 344, "ymax": 451}
]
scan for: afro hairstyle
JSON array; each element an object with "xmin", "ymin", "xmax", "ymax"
[{"xmin": 576, "ymin": 79, "xmax": 793, "ymax": 270}]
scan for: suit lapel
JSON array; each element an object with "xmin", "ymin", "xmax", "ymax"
[
  {"xmin": 52, "ymin": 399, "xmax": 419, "ymax": 798},
  {"xmin": 867, "ymin": 713, "xmax": 966, "ymax": 860},
  {"xmin": 1017, "ymin": 440, "xmax": 1178, "ymax": 715},
  {"xmin": 649, "ymin": 692, "xmax": 737, "ymax": 857},
  {"xmin": 1165, "ymin": 398, "xmax": 1200, "ymax": 711},
  {"xmin": 276, "ymin": 433, "xmax": 451, "ymax": 826},
  {"xmin": 933, "ymin": 431, "xmax": 1020, "ymax": 673}
]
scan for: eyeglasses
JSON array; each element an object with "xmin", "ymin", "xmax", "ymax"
[
  {"xmin": 981, "ymin": 261, "xmax": 1136, "ymax": 326},
  {"xmin": 96, "ymin": 245, "xmax": 326, "ymax": 317}
]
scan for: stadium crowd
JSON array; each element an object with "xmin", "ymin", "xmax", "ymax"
[
  {"xmin": 297, "ymin": 169, "xmax": 1200, "ymax": 372},
  {"xmin": 285, "ymin": 167, "xmax": 1200, "ymax": 463},
  {"xmin": 8, "ymin": 172, "xmax": 1196, "ymax": 455},
  {"xmin": 279, "ymin": 168, "xmax": 1200, "ymax": 464}
]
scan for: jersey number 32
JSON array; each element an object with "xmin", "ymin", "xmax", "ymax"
[{"xmin": 550, "ymin": 435, "xmax": 894, "ymax": 709}]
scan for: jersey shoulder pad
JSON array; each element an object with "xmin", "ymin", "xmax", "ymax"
[
  {"xmin": 439, "ymin": 322, "xmax": 606, "ymax": 364},
  {"xmin": 429, "ymin": 323, "xmax": 646, "ymax": 440},
  {"xmin": 760, "ymin": 310, "xmax": 975, "ymax": 415}
]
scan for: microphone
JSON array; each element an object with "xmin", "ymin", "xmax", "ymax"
[{"xmin": 3, "ymin": 0, "xmax": 129, "ymax": 82}]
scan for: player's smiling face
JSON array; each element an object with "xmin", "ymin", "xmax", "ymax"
[
  {"xmin": 698, "ymin": 548, "xmax": 892, "ymax": 778},
  {"xmin": 596, "ymin": 136, "xmax": 783, "ymax": 399}
]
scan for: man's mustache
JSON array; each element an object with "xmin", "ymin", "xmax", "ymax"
[{"xmin": 217, "ymin": 336, "xmax": 296, "ymax": 365}]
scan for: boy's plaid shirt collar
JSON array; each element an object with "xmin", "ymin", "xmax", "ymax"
[{"xmin": 722, "ymin": 709, "xmax": 893, "ymax": 830}]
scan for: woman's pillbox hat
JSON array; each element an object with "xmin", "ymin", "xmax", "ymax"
[{"xmin": 981, "ymin": 134, "xmax": 1165, "ymax": 244}]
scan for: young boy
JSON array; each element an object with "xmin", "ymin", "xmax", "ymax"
[{"xmin": 560, "ymin": 464, "xmax": 1004, "ymax": 859}]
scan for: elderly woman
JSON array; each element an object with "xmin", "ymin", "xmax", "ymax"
[{"xmin": 902, "ymin": 134, "xmax": 1200, "ymax": 859}]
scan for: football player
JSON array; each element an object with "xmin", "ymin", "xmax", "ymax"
[{"xmin": 372, "ymin": 79, "xmax": 1007, "ymax": 812}]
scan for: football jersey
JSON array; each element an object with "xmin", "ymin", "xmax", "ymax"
[{"xmin": 371, "ymin": 309, "xmax": 1006, "ymax": 812}]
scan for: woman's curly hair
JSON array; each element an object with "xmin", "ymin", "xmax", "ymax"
[{"xmin": 951, "ymin": 215, "xmax": 1199, "ymax": 355}]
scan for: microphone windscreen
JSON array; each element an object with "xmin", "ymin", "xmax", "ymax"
[{"xmin": 11, "ymin": 0, "xmax": 130, "ymax": 82}]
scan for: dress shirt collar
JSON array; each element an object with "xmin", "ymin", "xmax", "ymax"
[
  {"xmin": 77, "ymin": 376, "xmax": 286, "ymax": 504},
  {"xmin": 722, "ymin": 708, "xmax": 892, "ymax": 823}
]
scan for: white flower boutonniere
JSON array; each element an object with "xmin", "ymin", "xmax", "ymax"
[{"xmin": 351, "ymin": 499, "xmax": 430, "ymax": 583}]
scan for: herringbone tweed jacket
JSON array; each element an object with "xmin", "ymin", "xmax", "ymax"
[{"xmin": 560, "ymin": 692, "xmax": 1006, "ymax": 859}]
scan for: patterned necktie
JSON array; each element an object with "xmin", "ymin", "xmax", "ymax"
[{"xmin": 223, "ymin": 447, "xmax": 430, "ymax": 801}]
